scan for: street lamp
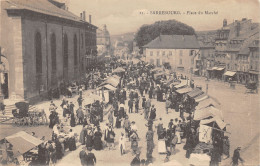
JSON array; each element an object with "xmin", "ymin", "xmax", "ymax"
[{"xmin": 0, "ymin": 47, "xmax": 4, "ymax": 103}]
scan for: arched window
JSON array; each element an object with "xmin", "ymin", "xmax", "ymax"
[
  {"xmin": 51, "ymin": 33, "xmax": 56, "ymax": 72},
  {"xmin": 35, "ymin": 32, "xmax": 42, "ymax": 74},
  {"xmin": 74, "ymin": 35, "xmax": 78, "ymax": 66},
  {"xmin": 63, "ymin": 34, "xmax": 68, "ymax": 69}
]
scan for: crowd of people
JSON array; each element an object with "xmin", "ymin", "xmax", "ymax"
[{"xmin": 15, "ymin": 58, "xmax": 243, "ymax": 166}]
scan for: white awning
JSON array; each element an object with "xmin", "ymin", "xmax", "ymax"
[
  {"xmin": 224, "ymin": 71, "xmax": 236, "ymax": 77},
  {"xmin": 176, "ymin": 87, "xmax": 193, "ymax": 94},
  {"xmin": 212, "ymin": 67, "xmax": 218, "ymax": 70},
  {"xmin": 216, "ymin": 67, "xmax": 225, "ymax": 71}
]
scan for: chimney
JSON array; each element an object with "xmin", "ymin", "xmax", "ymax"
[
  {"xmin": 82, "ymin": 11, "xmax": 86, "ymax": 21},
  {"xmin": 236, "ymin": 22, "xmax": 240, "ymax": 37},
  {"xmin": 80, "ymin": 13, "xmax": 83, "ymax": 20},
  {"xmin": 223, "ymin": 19, "xmax": 227, "ymax": 27},
  {"xmin": 89, "ymin": 15, "xmax": 92, "ymax": 24}
]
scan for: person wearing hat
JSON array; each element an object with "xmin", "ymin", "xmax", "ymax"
[
  {"xmin": 149, "ymin": 105, "xmax": 156, "ymax": 121},
  {"xmin": 123, "ymin": 115, "xmax": 131, "ymax": 139},
  {"xmin": 130, "ymin": 150, "xmax": 141, "ymax": 166},
  {"xmin": 232, "ymin": 147, "xmax": 244, "ymax": 166},
  {"xmin": 79, "ymin": 146, "xmax": 87, "ymax": 166},
  {"xmin": 85, "ymin": 147, "xmax": 96, "ymax": 166},
  {"xmin": 128, "ymin": 98, "xmax": 134, "ymax": 114}
]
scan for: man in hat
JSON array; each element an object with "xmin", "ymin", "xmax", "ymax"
[
  {"xmin": 165, "ymin": 98, "xmax": 171, "ymax": 114},
  {"xmin": 85, "ymin": 147, "xmax": 96, "ymax": 166},
  {"xmin": 79, "ymin": 146, "xmax": 87, "ymax": 166},
  {"xmin": 146, "ymin": 125, "xmax": 154, "ymax": 163},
  {"xmin": 232, "ymin": 147, "xmax": 244, "ymax": 166},
  {"xmin": 123, "ymin": 115, "xmax": 131, "ymax": 139},
  {"xmin": 145, "ymin": 99, "xmax": 151, "ymax": 120},
  {"xmin": 77, "ymin": 106, "xmax": 84, "ymax": 125},
  {"xmin": 130, "ymin": 150, "xmax": 141, "ymax": 166},
  {"xmin": 128, "ymin": 98, "xmax": 133, "ymax": 114},
  {"xmin": 149, "ymin": 105, "xmax": 156, "ymax": 121}
]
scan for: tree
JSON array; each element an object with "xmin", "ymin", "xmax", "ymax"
[{"xmin": 134, "ymin": 20, "xmax": 196, "ymax": 54}]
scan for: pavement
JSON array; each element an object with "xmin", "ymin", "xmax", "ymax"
[{"xmin": 1, "ymin": 76, "xmax": 259, "ymax": 166}]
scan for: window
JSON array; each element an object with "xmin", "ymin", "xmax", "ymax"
[
  {"xmin": 190, "ymin": 50, "xmax": 194, "ymax": 56},
  {"xmin": 150, "ymin": 51, "xmax": 153, "ymax": 56},
  {"xmin": 35, "ymin": 32, "xmax": 42, "ymax": 74},
  {"xmin": 50, "ymin": 33, "xmax": 56, "ymax": 72},
  {"xmin": 63, "ymin": 33, "xmax": 68, "ymax": 69},
  {"xmin": 179, "ymin": 59, "xmax": 182, "ymax": 65},
  {"xmin": 157, "ymin": 51, "xmax": 160, "ymax": 56},
  {"xmin": 74, "ymin": 35, "xmax": 78, "ymax": 66},
  {"xmin": 169, "ymin": 51, "xmax": 172, "ymax": 56},
  {"xmin": 179, "ymin": 50, "xmax": 183, "ymax": 56},
  {"xmin": 162, "ymin": 51, "xmax": 165, "ymax": 55},
  {"xmin": 81, "ymin": 34, "xmax": 84, "ymax": 48}
]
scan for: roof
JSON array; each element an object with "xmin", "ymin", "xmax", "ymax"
[
  {"xmin": 143, "ymin": 35, "xmax": 200, "ymax": 49},
  {"xmin": 187, "ymin": 88, "xmax": 204, "ymax": 98},
  {"xmin": 5, "ymin": 0, "xmax": 97, "ymax": 28},
  {"xmin": 194, "ymin": 106, "xmax": 223, "ymax": 121},
  {"xmin": 176, "ymin": 87, "xmax": 193, "ymax": 94},
  {"xmin": 5, "ymin": 131, "xmax": 43, "ymax": 156},
  {"xmin": 174, "ymin": 80, "xmax": 188, "ymax": 89}
]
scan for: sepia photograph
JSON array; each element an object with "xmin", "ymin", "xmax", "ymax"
[{"xmin": 0, "ymin": 0, "xmax": 259, "ymax": 165}]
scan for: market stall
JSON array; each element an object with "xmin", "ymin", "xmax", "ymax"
[{"xmin": 0, "ymin": 131, "xmax": 43, "ymax": 165}]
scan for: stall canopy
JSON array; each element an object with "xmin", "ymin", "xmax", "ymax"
[
  {"xmin": 165, "ymin": 77, "xmax": 175, "ymax": 86},
  {"xmin": 112, "ymin": 75, "xmax": 121, "ymax": 80},
  {"xmin": 100, "ymin": 77, "xmax": 120, "ymax": 87},
  {"xmin": 154, "ymin": 72, "xmax": 166, "ymax": 79},
  {"xmin": 224, "ymin": 71, "xmax": 236, "ymax": 77},
  {"xmin": 5, "ymin": 131, "xmax": 43, "ymax": 157},
  {"xmin": 194, "ymin": 106, "xmax": 224, "ymax": 121},
  {"xmin": 97, "ymin": 84, "xmax": 117, "ymax": 91},
  {"xmin": 151, "ymin": 67, "xmax": 163, "ymax": 73},
  {"xmin": 195, "ymin": 93, "xmax": 209, "ymax": 102},
  {"xmin": 84, "ymin": 94, "xmax": 103, "ymax": 105},
  {"xmin": 174, "ymin": 80, "xmax": 188, "ymax": 89},
  {"xmin": 200, "ymin": 116, "xmax": 227, "ymax": 130},
  {"xmin": 217, "ymin": 67, "xmax": 225, "ymax": 71},
  {"xmin": 196, "ymin": 97, "xmax": 220, "ymax": 110},
  {"xmin": 112, "ymin": 67, "xmax": 125, "ymax": 73},
  {"xmin": 187, "ymin": 88, "xmax": 204, "ymax": 98},
  {"xmin": 176, "ymin": 87, "xmax": 193, "ymax": 94},
  {"xmin": 212, "ymin": 67, "xmax": 218, "ymax": 70}
]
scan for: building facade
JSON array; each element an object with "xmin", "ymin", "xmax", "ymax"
[
  {"xmin": 211, "ymin": 18, "xmax": 259, "ymax": 83},
  {"xmin": 143, "ymin": 35, "xmax": 200, "ymax": 73},
  {"xmin": 0, "ymin": 0, "xmax": 97, "ymax": 101},
  {"xmin": 96, "ymin": 24, "xmax": 111, "ymax": 64}
]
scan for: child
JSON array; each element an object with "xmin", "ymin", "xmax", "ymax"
[{"xmin": 119, "ymin": 132, "xmax": 126, "ymax": 155}]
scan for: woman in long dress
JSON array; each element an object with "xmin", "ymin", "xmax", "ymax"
[
  {"xmin": 158, "ymin": 128, "xmax": 167, "ymax": 154},
  {"xmin": 93, "ymin": 127, "xmax": 103, "ymax": 150},
  {"xmin": 86, "ymin": 127, "xmax": 94, "ymax": 148},
  {"xmin": 176, "ymin": 124, "xmax": 182, "ymax": 144},
  {"xmin": 70, "ymin": 113, "xmax": 76, "ymax": 127}
]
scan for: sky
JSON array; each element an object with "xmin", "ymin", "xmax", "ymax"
[{"xmin": 66, "ymin": 0, "xmax": 260, "ymax": 35}]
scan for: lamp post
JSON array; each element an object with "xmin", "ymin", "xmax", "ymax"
[{"xmin": 0, "ymin": 47, "xmax": 4, "ymax": 103}]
